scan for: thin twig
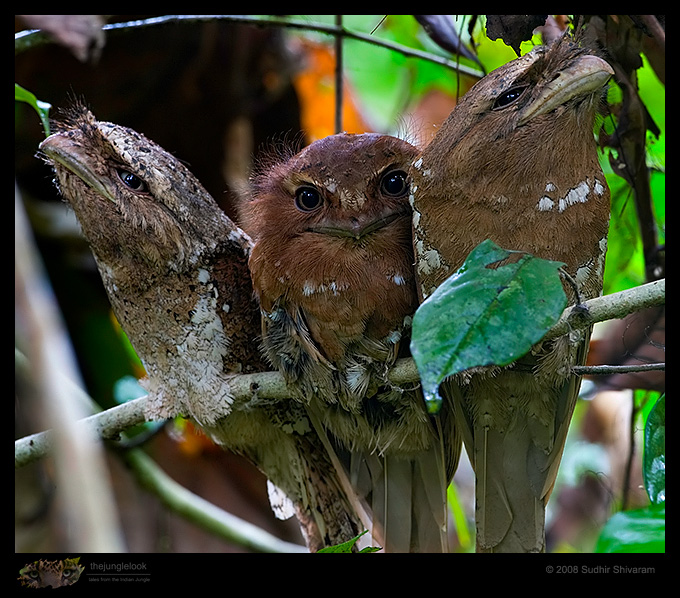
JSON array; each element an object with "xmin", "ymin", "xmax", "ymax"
[
  {"xmin": 572, "ymin": 362, "xmax": 665, "ymax": 376},
  {"xmin": 15, "ymin": 15, "xmax": 485, "ymax": 79},
  {"xmin": 334, "ymin": 15, "xmax": 343, "ymax": 134},
  {"xmin": 370, "ymin": 16, "xmax": 388, "ymax": 35},
  {"xmin": 621, "ymin": 397, "xmax": 639, "ymax": 511}
]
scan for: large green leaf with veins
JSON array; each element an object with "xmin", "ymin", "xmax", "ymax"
[{"xmin": 411, "ymin": 239, "xmax": 567, "ymax": 413}]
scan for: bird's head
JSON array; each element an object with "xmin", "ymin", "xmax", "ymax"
[
  {"xmin": 428, "ymin": 37, "xmax": 613, "ymax": 154},
  {"xmin": 242, "ymin": 133, "xmax": 418, "ymax": 252},
  {"xmin": 411, "ymin": 36, "xmax": 614, "ymax": 299},
  {"xmin": 39, "ymin": 103, "xmax": 231, "ymax": 273},
  {"xmin": 241, "ymin": 133, "xmax": 420, "ymax": 320}
]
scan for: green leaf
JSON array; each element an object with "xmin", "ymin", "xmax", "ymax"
[
  {"xmin": 317, "ymin": 530, "xmax": 381, "ymax": 553},
  {"xmin": 595, "ymin": 393, "xmax": 665, "ymax": 554},
  {"xmin": 447, "ymin": 482, "xmax": 472, "ymax": 551},
  {"xmin": 595, "ymin": 504, "xmax": 665, "ymax": 553},
  {"xmin": 15, "ymin": 83, "xmax": 52, "ymax": 137},
  {"xmin": 644, "ymin": 394, "xmax": 665, "ymax": 505},
  {"xmin": 411, "ymin": 239, "xmax": 567, "ymax": 413}
]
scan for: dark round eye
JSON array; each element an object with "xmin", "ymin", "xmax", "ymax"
[
  {"xmin": 117, "ymin": 169, "xmax": 147, "ymax": 192},
  {"xmin": 493, "ymin": 86, "xmax": 527, "ymax": 109},
  {"xmin": 294, "ymin": 186, "xmax": 323, "ymax": 211},
  {"xmin": 380, "ymin": 169, "xmax": 409, "ymax": 197}
]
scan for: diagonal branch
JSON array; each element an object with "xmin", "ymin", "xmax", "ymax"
[
  {"xmin": 545, "ymin": 278, "xmax": 665, "ymax": 340},
  {"xmin": 14, "ymin": 356, "xmax": 305, "ymax": 553}
]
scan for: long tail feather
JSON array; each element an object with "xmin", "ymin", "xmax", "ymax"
[
  {"xmin": 459, "ymin": 351, "xmax": 584, "ymax": 553},
  {"xmin": 350, "ymin": 448, "xmax": 450, "ymax": 552},
  {"xmin": 306, "ymin": 400, "xmax": 453, "ymax": 552}
]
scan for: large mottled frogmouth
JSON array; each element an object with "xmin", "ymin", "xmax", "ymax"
[{"xmin": 38, "ymin": 104, "xmax": 362, "ymax": 551}]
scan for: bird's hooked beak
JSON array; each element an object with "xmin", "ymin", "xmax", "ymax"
[
  {"xmin": 518, "ymin": 54, "xmax": 614, "ymax": 125},
  {"xmin": 308, "ymin": 211, "xmax": 404, "ymax": 241},
  {"xmin": 39, "ymin": 133, "xmax": 118, "ymax": 203}
]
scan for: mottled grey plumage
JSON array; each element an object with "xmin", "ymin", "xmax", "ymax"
[{"xmin": 38, "ymin": 104, "xmax": 361, "ymax": 551}]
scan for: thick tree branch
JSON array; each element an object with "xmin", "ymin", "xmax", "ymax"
[
  {"xmin": 14, "ymin": 388, "xmax": 148, "ymax": 469},
  {"xmin": 16, "ymin": 277, "xmax": 664, "ymax": 468}
]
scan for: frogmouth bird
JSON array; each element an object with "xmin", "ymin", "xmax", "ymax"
[
  {"xmin": 38, "ymin": 104, "xmax": 363, "ymax": 551},
  {"xmin": 411, "ymin": 37, "xmax": 613, "ymax": 552},
  {"xmin": 240, "ymin": 133, "xmax": 460, "ymax": 552}
]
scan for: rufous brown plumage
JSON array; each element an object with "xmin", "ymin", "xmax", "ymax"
[{"xmin": 240, "ymin": 133, "xmax": 460, "ymax": 551}]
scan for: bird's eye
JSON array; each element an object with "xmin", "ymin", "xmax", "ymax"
[
  {"xmin": 117, "ymin": 169, "xmax": 147, "ymax": 192},
  {"xmin": 380, "ymin": 169, "xmax": 409, "ymax": 197},
  {"xmin": 294, "ymin": 186, "xmax": 323, "ymax": 212},
  {"xmin": 493, "ymin": 86, "xmax": 528, "ymax": 109}
]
